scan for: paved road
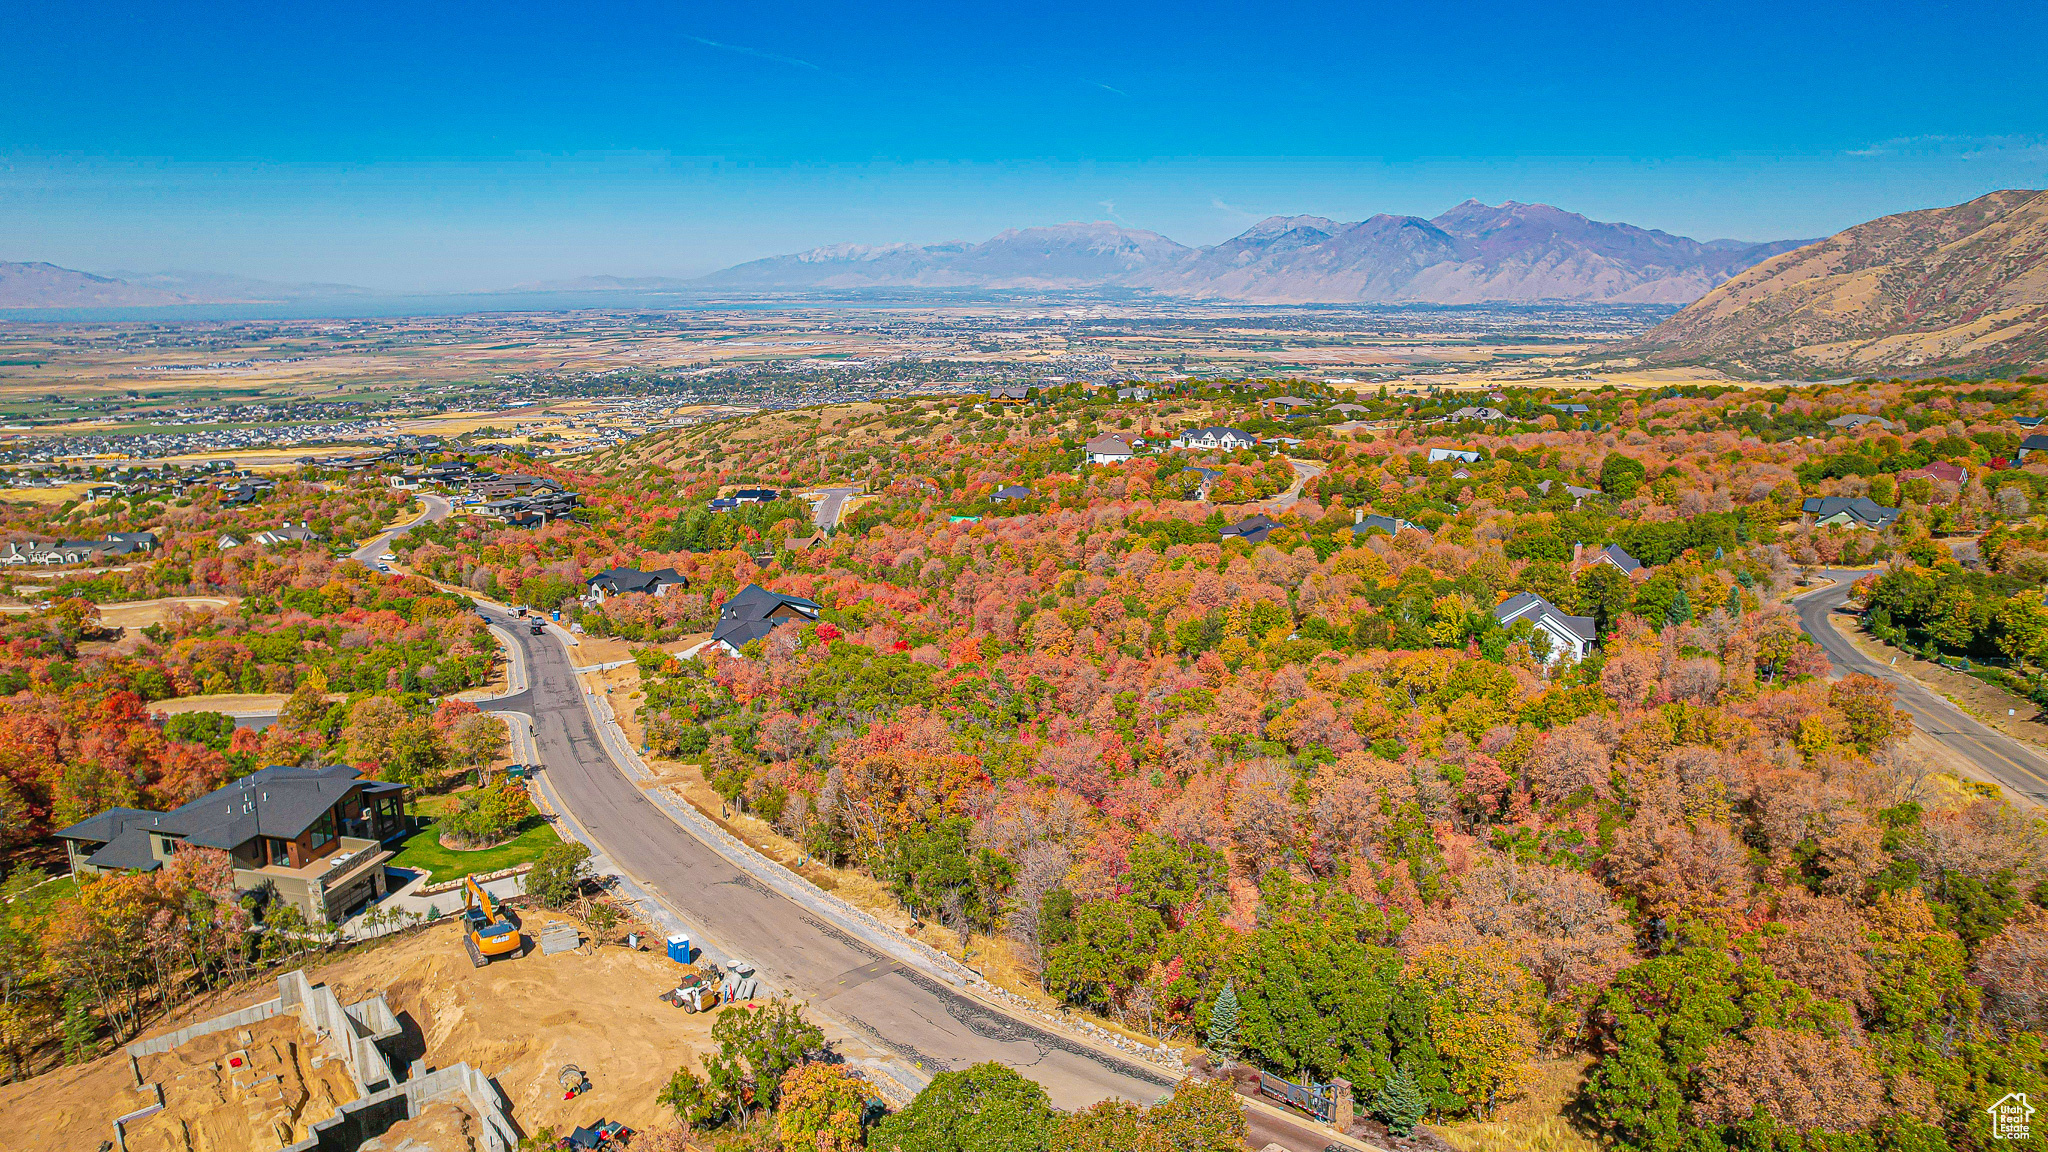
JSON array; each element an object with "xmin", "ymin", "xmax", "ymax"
[
  {"xmin": 1268, "ymin": 458, "xmax": 1324, "ymax": 512},
  {"xmin": 811, "ymin": 486, "xmax": 861, "ymax": 533},
  {"xmin": 492, "ymin": 614, "xmax": 1342, "ymax": 1150},
  {"xmin": 351, "ymin": 493, "xmax": 451, "ymax": 565},
  {"xmin": 1793, "ymin": 570, "xmax": 2048, "ymax": 806}
]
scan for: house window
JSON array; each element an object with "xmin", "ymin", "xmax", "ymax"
[{"xmin": 308, "ymin": 810, "xmax": 335, "ymax": 850}]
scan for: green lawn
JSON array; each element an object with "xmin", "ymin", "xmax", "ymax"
[
  {"xmin": 387, "ymin": 818, "xmax": 559, "ymax": 882},
  {"xmin": 4, "ymin": 874, "xmax": 80, "ymax": 923}
]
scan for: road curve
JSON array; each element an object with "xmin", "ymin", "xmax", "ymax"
[
  {"xmin": 491, "ymin": 615, "xmax": 1344, "ymax": 1150},
  {"xmin": 1793, "ymin": 570, "xmax": 2048, "ymax": 807},
  {"xmin": 351, "ymin": 493, "xmax": 452, "ymax": 565}
]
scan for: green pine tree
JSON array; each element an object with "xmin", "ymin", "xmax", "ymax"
[
  {"xmin": 1205, "ymin": 981, "xmax": 1240, "ymax": 1056},
  {"xmin": 1667, "ymin": 586, "xmax": 1693, "ymax": 627},
  {"xmin": 61, "ymin": 991, "xmax": 94, "ymax": 1065},
  {"xmin": 1373, "ymin": 1061, "xmax": 1427, "ymax": 1136},
  {"xmin": 1726, "ymin": 584, "xmax": 1742, "ymax": 618}
]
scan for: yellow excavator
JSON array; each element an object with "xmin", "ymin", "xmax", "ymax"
[{"xmin": 461, "ymin": 875, "xmax": 522, "ymax": 967}]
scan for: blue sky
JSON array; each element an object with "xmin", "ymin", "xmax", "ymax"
[{"xmin": 4, "ymin": 0, "xmax": 2044, "ymax": 291}]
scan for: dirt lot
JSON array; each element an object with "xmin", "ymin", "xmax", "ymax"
[{"xmin": 0, "ymin": 915, "xmax": 736, "ymax": 1150}]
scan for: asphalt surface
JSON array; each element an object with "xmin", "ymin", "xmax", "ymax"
[
  {"xmin": 812, "ymin": 486, "xmax": 861, "ymax": 532},
  {"xmin": 493, "ymin": 616, "xmax": 1341, "ymax": 1149},
  {"xmin": 1794, "ymin": 570, "xmax": 2048, "ymax": 807},
  {"xmin": 351, "ymin": 493, "xmax": 452, "ymax": 565}
]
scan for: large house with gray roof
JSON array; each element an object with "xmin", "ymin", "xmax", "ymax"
[
  {"xmin": 56, "ymin": 763, "xmax": 408, "ymax": 925},
  {"xmin": 711, "ymin": 584, "xmax": 823, "ymax": 655},
  {"xmin": 1801, "ymin": 496, "xmax": 1901, "ymax": 529},
  {"xmin": 1494, "ymin": 593, "xmax": 1598, "ymax": 664}
]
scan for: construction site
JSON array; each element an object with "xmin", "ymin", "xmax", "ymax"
[{"xmin": 0, "ymin": 908, "xmax": 758, "ymax": 1152}]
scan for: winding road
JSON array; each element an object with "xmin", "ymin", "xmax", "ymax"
[
  {"xmin": 1793, "ymin": 570, "xmax": 2048, "ymax": 807},
  {"xmin": 487, "ymin": 616, "xmax": 1345, "ymax": 1150},
  {"xmin": 351, "ymin": 493, "xmax": 452, "ymax": 565}
]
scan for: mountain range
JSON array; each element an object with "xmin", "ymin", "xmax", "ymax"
[
  {"xmin": 1624, "ymin": 189, "xmax": 2048, "ymax": 376},
  {"xmin": 697, "ymin": 201, "xmax": 1812, "ymax": 304},
  {"xmin": 0, "ymin": 200, "xmax": 1808, "ymax": 310},
  {"xmin": 0, "ymin": 262, "xmax": 375, "ymax": 308}
]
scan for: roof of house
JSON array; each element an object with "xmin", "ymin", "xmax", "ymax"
[
  {"xmin": 1591, "ymin": 544, "xmax": 1642, "ymax": 573},
  {"xmin": 731, "ymin": 489, "xmax": 780, "ymax": 502},
  {"xmin": 1547, "ymin": 403, "xmax": 1590, "ymax": 414},
  {"xmin": 1180, "ymin": 426, "xmax": 1254, "ymax": 442},
  {"xmin": 1331, "ymin": 403, "xmax": 1370, "ymax": 414},
  {"xmin": 1901, "ymin": 461, "xmax": 1967, "ymax": 484},
  {"xmin": 2015, "ymin": 416, "xmax": 2044, "ymax": 428},
  {"xmin": 991, "ymin": 485, "xmax": 1033, "ymax": 501},
  {"xmin": 588, "ymin": 566, "xmax": 687, "ymax": 596},
  {"xmin": 1266, "ymin": 395, "xmax": 1317, "ymax": 407},
  {"xmin": 1357, "ymin": 514, "xmax": 1420, "ymax": 537},
  {"xmin": 1220, "ymin": 514, "xmax": 1278, "ymax": 543},
  {"xmin": 1800, "ymin": 496, "xmax": 1901, "ymax": 526},
  {"xmin": 57, "ymin": 764, "xmax": 401, "ymax": 866},
  {"xmin": 1494, "ymin": 592, "xmax": 1598, "ymax": 644},
  {"xmin": 1827, "ymin": 413, "xmax": 1897, "ymax": 430},
  {"xmin": 1083, "ymin": 434, "xmax": 1134, "ymax": 456},
  {"xmin": 713, "ymin": 583, "xmax": 823, "ymax": 649},
  {"xmin": 988, "ymin": 385, "xmax": 1031, "ymax": 399},
  {"xmin": 2022, "ymin": 434, "xmax": 2048, "ymax": 450}
]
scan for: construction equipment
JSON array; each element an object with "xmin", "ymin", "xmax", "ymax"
[
  {"xmin": 461, "ymin": 875, "xmax": 522, "ymax": 967},
  {"xmin": 660, "ymin": 971, "xmax": 719, "ymax": 1013}
]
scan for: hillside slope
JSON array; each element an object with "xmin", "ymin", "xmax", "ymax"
[{"xmin": 1623, "ymin": 188, "xmax": 2048, "ymax": 376}]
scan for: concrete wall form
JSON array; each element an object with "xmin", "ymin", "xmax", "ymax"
[{"xmin": 122, "ymin": 970, "xmax": 517, "ymax": 1152}]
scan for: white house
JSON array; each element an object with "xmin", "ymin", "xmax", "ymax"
[
  {"xmin": 1083, "ymin": 434, "xmax": 1135, "ymax": 465},
  {"xmin": 1494, "ymin": 593, "xmax": 1598, "ymax": 664},
  {"xmin": 1428, "ymin": 448, "xmax": 1482, "ymax": 464},
  {"xmin": 1450, "ymin": 406, "xmax": 1508, "ymax": 421},
  {"xmin": 1172, "ymin": 427, "xmax": 1257, "ymax": 451}
]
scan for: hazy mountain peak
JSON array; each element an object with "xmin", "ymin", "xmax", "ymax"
[{"xmin": 1235, "ymin": 215, "xmax": 1347, "ymax": 241}]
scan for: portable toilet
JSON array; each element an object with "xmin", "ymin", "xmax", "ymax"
[
  {"xmin": 552, "ymin": 609, "xmax": 562, "ymax": 622},
  {"xmin": 666, "ymin": 934, "xmax": 691, "ymax": 964}
]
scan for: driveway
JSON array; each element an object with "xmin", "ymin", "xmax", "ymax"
[
  {"xmin": 811, "ymin": 486, "xmax": 862, "ymax": 532},
  {"xmin": 1793, "ymin": 570, "xmax": 2048, "ymax": 806}
]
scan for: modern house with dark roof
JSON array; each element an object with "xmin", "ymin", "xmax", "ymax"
[
  {"xmin": 987, "ymin": 384, "xmax": 1032, "ymax": 404},
  {"xmin": 1494, "ymin": 593, "xmax": 1598, "ymax": 664},
  {"xmin": 990, "ymin": 485, "xmax": 1034, "ymax": 502},
  {"xmin": 1801, "ymin": 496, "xmax": 1901, "ymax": 529},
  {"xmin": 1220, "ymin": 514, "xmax": 1278, "ymax": 544},
  {"xmin": 587, "ymin": 566, "xmax": 688, "ymax": 601},
  {"xmin": 2017, "ymin": 434, "xmax": 2048, "ymax": 462},
  {"xmin": 711, "ymin": 583, "xmax": 823, "ymax": 655},
  {"xmin": 55, "ymin": 764, "xmax": 408, "ymax": 925},
  {"xmin": 1547, "ymin": 403, "xmax": 1591, "ymax": 415}
]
